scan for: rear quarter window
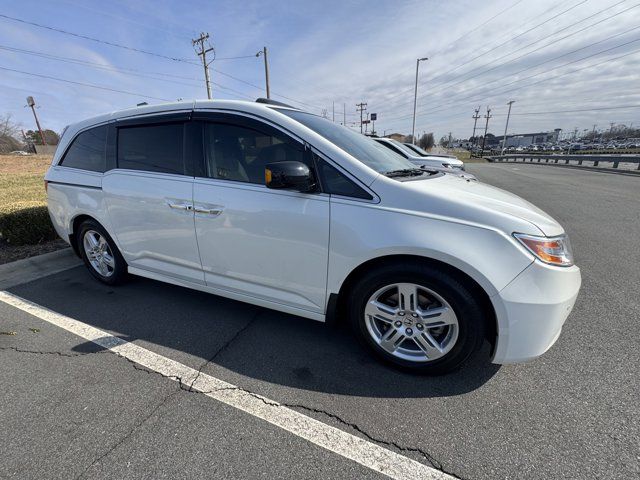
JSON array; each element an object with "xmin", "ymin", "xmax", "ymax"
[{"xmin": 59, "ymin": 125, "xmax": 108, "ymax": 172}]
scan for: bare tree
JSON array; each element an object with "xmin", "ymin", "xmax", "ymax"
[
  {"xmin": 0, "ymin": 114, "xmax": 23, "ymax": 153},
  {"xmin": 418, "ymin": 133, "xmax": 434, "ymax": 150}
]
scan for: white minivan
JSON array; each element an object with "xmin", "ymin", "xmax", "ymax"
[{"xmin": 45, "ymin": 99, "xmax": 581, "ymax": 374}]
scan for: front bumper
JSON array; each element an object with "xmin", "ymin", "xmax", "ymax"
[{"xmin": 491, "ymin": 260, "xmax": 581, "ymax": 364}]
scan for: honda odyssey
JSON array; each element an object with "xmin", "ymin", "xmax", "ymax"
[{"xmin": 45, "ymin": 99, "xmax": 581, "ymax": 374}]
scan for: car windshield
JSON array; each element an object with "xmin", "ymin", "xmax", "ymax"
[
  {"xmin": 278, "ymin": 109, "xmax": 415, "ymax": 173},
  {"xmin": 388, "ymin": 139, "xmax": 422, "ymax": 157},
  {"xmin": 404, "ymin": 143, "xmax": 429, "ymax": 156}
]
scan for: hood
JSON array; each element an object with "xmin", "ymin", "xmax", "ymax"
[{"xmin": 389, "ymin": 174, "xmax": 564, "ymax": 237}]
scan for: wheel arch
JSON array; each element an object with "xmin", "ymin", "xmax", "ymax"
[
  {"xmin": 329, "ymin": 254, "xmax": 497, "ymax": 347},
  {"xmin": 68, "ymin": 214, "xmax": 110, "ymax": 258}
]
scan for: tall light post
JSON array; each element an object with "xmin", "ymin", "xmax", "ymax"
[
  {"xmin": 411, "ymin": 56, "xmax": 428, "ymax": 145},
  {"xmin": 501, "ymin": 100, "xmax": 515, "ymax": 154}
]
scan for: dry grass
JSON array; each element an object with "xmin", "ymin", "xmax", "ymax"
[
  {"xmin": 0, "ymin": 154, "xmax": 66, "ymax": 263},
  {"xmin": 0, "ymin": 154, "xmax": 51, "ymax": 207}
]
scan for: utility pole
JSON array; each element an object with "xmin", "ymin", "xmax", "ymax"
[
  {"xmin": 471, "ymin": 106, "xmax": 481, "ymax": 146},
  {"xmin": 332, "ymin": 101, "xmax": 335, "ymax": 122},
  {"xmin": 192, "ymin": 32, "xmax": 214, "ymax": 99},
  {"xmin": 591, "ymin": 124, "xmax": 597, "ymax": 140},
  {"xmin": 256, "ymin": 46, "xmax": 270, "ymax": 99},
  {"xmin": 448, "ymin": 132, "xmax": 452, "ymax": 147},
  {"xmin": 480, "ymin": 106, "xmax": 492, "ymax": 157},
  {"xmin": 356, "ymin": 102, "xmax": 367, "ymax": 134},
  {"xmin": 501, "ymin": 100, "xmax": 515, "ymax": 154},
  {"xmin": 343, "ymin": 103, "xmax": 346, "ymax": 126},
  {"xmin": 25, "ymin": 96, "xmax": 46, "ymax": 146},
  {"xmin": 411, "ymin": 57, "xmax": 428, "ymax": 144}
]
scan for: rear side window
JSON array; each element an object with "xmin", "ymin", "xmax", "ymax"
[
  {"xmin": 117, "ymin": 123, "xmax": 184, "ymax": 175},
  {"xmin": 60, "ymin": 125, "xmax": 107, "ymax": 172},
  {"xmin": 317, "ymin": 160, "xmax": 372, "ymax": 200}
]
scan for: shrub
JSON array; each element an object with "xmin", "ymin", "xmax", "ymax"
[{"xmin": 0, "ymin": 201, "xmax": 57, "ymax": 245}]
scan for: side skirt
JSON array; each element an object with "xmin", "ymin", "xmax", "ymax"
[{"xmin": 128, "ymin": 266, "xmax": 326, "ymax": 323}]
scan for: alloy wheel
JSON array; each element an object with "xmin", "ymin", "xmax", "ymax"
[
  {"xmin": 82, "ymin": 230, "xmax": 115, "ymax": 278},
  {"xmin": 364, "ymin": 282, "xmax": 459, "ymax": 363}
]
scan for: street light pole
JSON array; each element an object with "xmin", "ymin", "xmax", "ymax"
[
  {"xmin": 411, "ymin": 57, "xmax": 428, "ymax": 145},
  {"xmin": 501, "ymin": 100, "xmax": 515, "ymax": 154}
]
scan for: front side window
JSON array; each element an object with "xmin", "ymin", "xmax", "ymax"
[
  {"xmin": 203, "ymin": 122, "xmax": 307, "ymax": 184},
  {"xmin": 60, "ymin": 125, "xmax": 107, "ymax": 172},
  {"xmin": 317, "ymin": 159, "xmax": 372, "ymax": 200},
  {"xmin": 117, "ymin": 123, "xmax": 184, "ymax": 175}
]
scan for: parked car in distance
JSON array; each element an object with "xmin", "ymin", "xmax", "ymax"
[
  {"xmin": 45, "ymin": 99, "xmax": 581, "ymax": 374},
  {"xmin": 403, "ymin": 143, "xmax": 461, "ymax": 162},
  {"xmin": 372, "ymin": 138, "xmax": 473, "ymax": 180}
]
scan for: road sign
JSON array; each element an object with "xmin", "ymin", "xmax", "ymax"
[{"xmin": 370, "ymin": 113, "xmax": 377, "ymax": 121}]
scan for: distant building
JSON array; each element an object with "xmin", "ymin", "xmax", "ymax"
[
  {"xmin": 495, "ymin": 129, "xmax": 561, "ymax": 147},
  {"xmin": 386, "ymin": 133, "xmax": 406, "ymax": 142}
]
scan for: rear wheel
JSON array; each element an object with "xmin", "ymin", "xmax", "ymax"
[
  {"xmin": 77, "ymin": 219, "xmax": 127, "ymax": 285},
  {"xmin": 348, "ymin": 262, "xmax": 487, "ymax": 374}
]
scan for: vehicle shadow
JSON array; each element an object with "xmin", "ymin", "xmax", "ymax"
[{"xmin": 10, "ymin": 267, "xmax": 500, "ymax": 398}]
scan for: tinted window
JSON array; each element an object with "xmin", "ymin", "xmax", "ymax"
[
  {"xmin": 376, "ymin": 140, "xmax": 408, "ymax": 158},
  {"xmin": 60, "ymin": 125, "xmax": 107, "ymax": 172},
  {"xmin": 278, "ymin": 109, "xmax": 414, "ymax": 173},
  {"xmin": 318, "ymin": 160, "xmax": 372, "ymax": 200},
  {"xmin": 118, "ymin": 123, "xmax": 184, "ymax": 174},
  {"xmin": 203, "ymin": 122, "xmax": 307, "ymax": 184}
]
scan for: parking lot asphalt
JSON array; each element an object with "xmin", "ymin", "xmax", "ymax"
[{"xmin": 1, "ymin": 163, "xmax": 638, "ymax": 479}]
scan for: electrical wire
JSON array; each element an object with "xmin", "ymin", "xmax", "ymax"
[{"xmin": 0, "ymin": 65, "xmax": 174, "ymax": 101}]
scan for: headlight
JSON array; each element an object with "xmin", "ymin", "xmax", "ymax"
[
  {"xmin": 513, "ymin": 233, "xmax": 574, "ymax": 267},
  {"xmin": 442, "ymin": 163, "xmax": 452, "ymax": 168}
]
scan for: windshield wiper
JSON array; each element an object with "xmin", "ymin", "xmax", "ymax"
[{"xmin": 383, "ymin": 168, "xmax": 425, "ymax": 178}]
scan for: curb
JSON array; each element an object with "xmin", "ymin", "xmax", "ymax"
[{"xmin": 0, "ymin": 247, "xmax": 81, "ymax": 289}]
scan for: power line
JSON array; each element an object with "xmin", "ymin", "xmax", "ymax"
[
  {"xmin": 381, "ymin": 36, "xmax": 640, "ymax": 125},
  {"xmin": 0, "ymin": 44, "xmax": 203, "ymax": 87},
  {"xmin": 424, "ymin": 1, "xmax": 638, "ymax": 100},
  {"xmin": 426, "ymin": 0, "xmax": 591, "ymax": 86},
  {"xmin": 0, "ymin": 13, "xmax": 199, "ymax": 64},
  {"xmin": 0, "ymin": 65, "xmax": 173, "ymax": 101},
  {"xmin": 376, "ymin": 0, "xmax": 589, "ymax": 104},
  {"xmin": 493, "ymin": 104, "xmax": 640, "ymax": 116},
  {"xmin": 378, "ymin": 0, "xmax": 635, "ymax": 116}
]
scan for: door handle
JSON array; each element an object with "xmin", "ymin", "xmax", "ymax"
[
  {"xmin": 194, "ymin": 206, "xmax": 223, "ymax": 216},
  {"xmin": 166, "ymin": 201, "xmax": 193, "ymax": 211}
]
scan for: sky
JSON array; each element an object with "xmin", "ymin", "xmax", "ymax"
[{"xmin": 1, "ymin": 0, "xmax": 639, "ymax": 141}]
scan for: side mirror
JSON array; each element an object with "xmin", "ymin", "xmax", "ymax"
[{"xmin": 265, "ymin": 161, "xmax": 316, "ymax": 193}]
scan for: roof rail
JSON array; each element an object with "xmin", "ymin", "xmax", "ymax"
[{"xmin": 255, "ymin": 97, "xmax": 298, "ymax": 109}]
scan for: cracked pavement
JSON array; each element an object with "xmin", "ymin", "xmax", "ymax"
[{"xmin": 1, "ymin": 164, "xmax": 638, "ymax": 479}]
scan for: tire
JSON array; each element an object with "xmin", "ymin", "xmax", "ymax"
[
  {"xmin": 348, "ymin": 262, "xmax": 487, "ymax": 375},
  {"xmin": 77, "ymin": 219, "xmax": 128, "ymax": 285}
]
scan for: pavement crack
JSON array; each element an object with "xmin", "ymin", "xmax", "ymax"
[
  {"xmin": 186, "ymin": 309, "xmax": 261, "ymax": 392},
  {"xmin": 74, "ymin": 389, "xmax": 180, "ymax": 480},
  {"xmin": 0, "ymin": 346, "xmax": 109, "ymax": 357},
  {"xmin": 198, "ymin": 384, "xmax": 461, "ymax": 478}
]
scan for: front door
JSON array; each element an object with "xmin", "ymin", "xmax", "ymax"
[{"xmin": 192, "ymin": 114, "xmax": 330, "ymax": 313}]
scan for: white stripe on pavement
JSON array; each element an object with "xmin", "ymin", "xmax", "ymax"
[{"xmin": 0, "ymin": 290, "xmax": 453, "ymax": 480}]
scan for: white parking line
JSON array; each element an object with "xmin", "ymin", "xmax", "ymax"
[{"xmin": 0, "ymin": 290, "xmax": 453, "ymax": 480}]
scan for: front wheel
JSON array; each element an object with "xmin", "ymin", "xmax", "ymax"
[{"xmin": 348, "ymin": 263, "xmax": 487, "ymax": 374}]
